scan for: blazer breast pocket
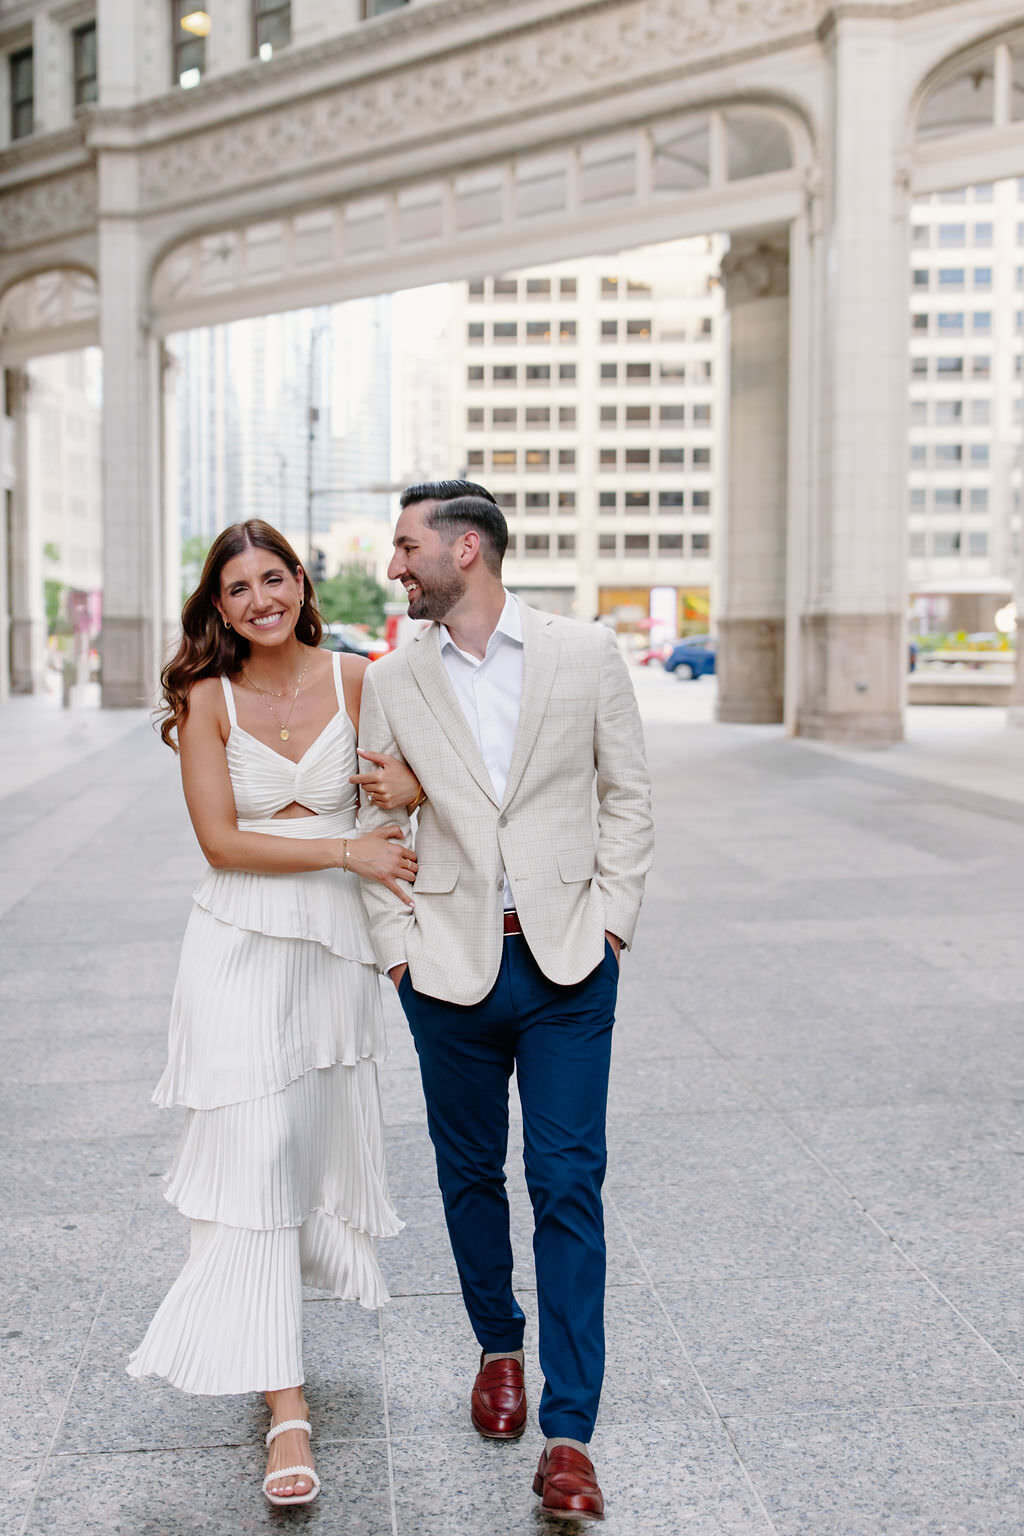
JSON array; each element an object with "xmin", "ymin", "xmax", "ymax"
[
  {"xmin": 557, "ymin": 848, "xmax": 597, "ymax": 884},
  {"xmin": 412, "ymin": 863, "xmax": 460, "ymax": 894}
]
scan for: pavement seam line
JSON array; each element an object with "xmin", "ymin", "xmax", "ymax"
[
  {"xmin": 796, "ymin": 737, "xmax": 1024, "ymax": 826},
  {"xmin": 377, "ymin": 1305, "xmax": 401, "ymax": 1536},
  {"xmin": 0, "ymin": 748, "xmax": 177, "ymax": 921},
  {"xmin": 723, "ymin": 1076, "xmax": 1024, "ymax": 1388},
  {"xmin": 18, "ymin": 1159, "xmax": 151, "ymax": 1536},
  {"xmin": 604, "ymin": 1190, "xmax": 783, "ymax": 1536},
  {"xmin": 668, "ymin": 979, "xmax": 1024, "ymax": 1388}
]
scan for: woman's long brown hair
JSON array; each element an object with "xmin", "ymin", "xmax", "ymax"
[{"xmin": 157, "ymin": 520, "xmax": 323, "ymax": 751}]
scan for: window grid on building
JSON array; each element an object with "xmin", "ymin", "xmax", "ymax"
[
  {"xmin": 72, "ymin": 22, "xmax": 98, "ymax": 106},
  {"xmin": 174, "ymin": 1, "xmax": 207, "ymax": 87},
  {"xmin": 254, "ymin": 0, "xmax": 292, "ymax": 56},
  {"xmin": 10, "ymin": 47, "xmax": 33, "ymax": 139}
]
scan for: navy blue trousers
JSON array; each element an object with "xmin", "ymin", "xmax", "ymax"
[{"xmin": 398, "ymin": 935, "xmax": 618, "ymax": 1441}]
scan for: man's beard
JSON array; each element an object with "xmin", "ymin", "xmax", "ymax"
[{"xmin": 407, "ymin": 557, "xmax": 465, "ymax": 621}]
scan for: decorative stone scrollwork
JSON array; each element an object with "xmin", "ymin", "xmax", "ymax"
[
  {"xmin": 138, "ymin": 0, "xmax": 819, "ymax": 208},
  {"xmin": 0, "ymin": 169, "xmax": 98, "ymax": 253},
  {"xmin": 721, "ymin": 234, "xmax": 790, "ymax": 304}
]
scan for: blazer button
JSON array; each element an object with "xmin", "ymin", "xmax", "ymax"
[
  {"xmin": 498, "ymin": 814, "xmax": 508, "ymax": 827},
  {"xmin": 496, "ymin": 878, "xmax": 504, "ymax": 890}
]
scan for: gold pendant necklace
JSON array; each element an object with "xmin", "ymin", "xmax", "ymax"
[{"xmin": 242, "ymin": 655, "xmax": 312, "ymax": 742}]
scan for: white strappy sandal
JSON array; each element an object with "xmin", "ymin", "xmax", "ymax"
[{"xmin": 262, "ymin": 1417, "xmax": 321, "ymax": 1507}]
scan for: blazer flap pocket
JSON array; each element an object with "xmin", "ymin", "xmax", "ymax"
[
  {"xmin": 557, "ymin": 848, "xmax": 597, "ymax": 884},
  {"xmin": 413, "ymin": 863, "xmax": 460, "ymax": 894}
]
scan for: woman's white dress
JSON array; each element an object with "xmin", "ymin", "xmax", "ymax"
[{"xmin": 128, "ymin": 652, "xmax": 400, "ymax": 1395}]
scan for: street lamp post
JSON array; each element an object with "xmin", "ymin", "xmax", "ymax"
[{"xmin": 304, "ymin": 322, "xmax": 327, "ymax": 569}]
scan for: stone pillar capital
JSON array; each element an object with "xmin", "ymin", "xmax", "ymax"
[
  {"xmin": 721, "ymin": 234, "xmax": 790, "ymax": 306},
  {"xmin": 5, "ymin": 366, "xmax": 32, "ymax": 410}
]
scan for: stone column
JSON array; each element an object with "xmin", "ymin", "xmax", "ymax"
[
  {"xmin": 7, "ymin": 368, "xmax": 46, "ymax": 693},
  {"xmin": 716, "ymin": 233, "xmax": 789, "ymax": 724},
  {"xmin": 207, "ymin": 0, "xmax": 251, "ymax": 76},
  {"xmin": 96, "ymin": 191, "xmax": 163, "ymax": 707},
  {"xmin": 161, "ymin": 343, "xmax": 183, "ymax": 665},
  {"xmin": 795, "ymin": 15, "xmax": 908, "ymax": 744},
  {"xmin": 33, "ymin": 11, "xmax": 68, "ymax": 132},
  {"xmin": 293, "ymin": 0, "xmax": 357, "ymax": 46},
  {"xmin": 0, "ymin": 388, "xmax": 10, "ymax": 702}
]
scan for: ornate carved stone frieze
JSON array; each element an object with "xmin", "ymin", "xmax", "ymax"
[
  {"xmin": 136, "ymin": 0, "xmax": 820, "ymax": 208},
  {"xmin": 0, "ymin": 168, "xmax": 98, "ymax": 254},
  {"xmin": 721, "ymin": 233, "xmax": 790, "ymax": 303}
]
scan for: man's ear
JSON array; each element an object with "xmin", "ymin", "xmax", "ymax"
[{"xmin": 460, "ymin": 529, "xmax": 480, "ymax": 566}]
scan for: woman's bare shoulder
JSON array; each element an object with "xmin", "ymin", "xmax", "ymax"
[
  {"xmin": 188, "ymin": 674, "xmax": 227, "ymax": 711},
  {"xmin": 338, "ymin": 652, "xmax": 371, "ymax": 686},
  {"xmin": 180, "ymin": 674, "xmax": 230, "ymax": 740}
]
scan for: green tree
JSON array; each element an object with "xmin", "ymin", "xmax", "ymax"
[
  {"xmin": 42, "ymin": 543, "xmax": 65, "ymax": 635},
  {"xmin": 44, "ymin": 578, "xmax": 65, "ymax": 634},
  {"xmin": 181, "ymin": 534, "xmax": 211, "ymax": 600},
  {"xmin": 316, "ymin": 565, "xmax": 388, "ymax": 629}
]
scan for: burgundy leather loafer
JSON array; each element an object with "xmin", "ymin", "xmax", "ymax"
[
  {"xmin": 470, "ymin": 1354, "xmax": 527, "ymax": 1439},
  {"xmin": 533, "ymin": 1445, "xmax": 605, "ymax": 1523}
]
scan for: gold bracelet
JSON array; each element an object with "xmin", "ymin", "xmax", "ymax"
[
  {"xmin": 408, "ymin": 786, "xmax": 427, "ymax": 813},
  {"xmin": 342, "ymin": 838, "xmax": 350, "ymax": 871}
]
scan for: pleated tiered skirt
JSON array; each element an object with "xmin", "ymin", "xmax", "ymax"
[{"xmin": 127, "ymin": 810, "xmax": 401, "ymax": 1396}]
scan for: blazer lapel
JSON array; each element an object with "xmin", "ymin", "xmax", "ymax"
[
  {"xmin": 406, "ymin": 625, "xmax": 501, "ymax": 807},
  {"xmin": 501, "ymin": 605, "xmax": 558, "ymax": 811}
]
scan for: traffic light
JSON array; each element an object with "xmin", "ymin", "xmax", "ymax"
[{"xmin": 312, "ymin": 548, "xmax": 327, "ymax": 582}]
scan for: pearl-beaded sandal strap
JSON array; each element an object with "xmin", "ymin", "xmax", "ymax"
[
  {"xmin": 263, "ymin": 1465, "xmax": 320, "ymax": 1489},
  {"xmin": 265, "ymin": 1417, "xmax": 312, "ymax": 1448}
]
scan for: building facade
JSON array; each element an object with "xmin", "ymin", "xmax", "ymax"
[
  {"xmin": 5, "ymin": 0, "xmax": 1024, "ymax": 738},
  {"xmin": 173, "ymin": 294, "xmax": 391, "ymax": 554},
  {"xmin": 451, "ymin": 240, "xmax": 723, "ymax": 629},
  {"xmin": 907, "ymin": 175, "xmax": 1024, "ymax": 634}
]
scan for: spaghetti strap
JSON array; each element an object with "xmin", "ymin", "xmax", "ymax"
[
  {"xmin": 331, "ymin": 649, "xmax": 346, "ymax": 710},
  {"xmin": 220, "ymin": 674, "xmax": 238, "ymax": 727}
]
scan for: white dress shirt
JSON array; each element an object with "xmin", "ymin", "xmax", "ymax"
[{"xmin": 439, "ymin": 591, "xmax": 523, "ymax": 907}]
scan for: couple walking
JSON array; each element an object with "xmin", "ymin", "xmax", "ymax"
[{"xmin": 130, "ymin": 479, "xmax": 654, "ymax": 1521}]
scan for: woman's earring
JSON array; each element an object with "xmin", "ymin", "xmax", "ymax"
[{"xmin": 223, "ymin": 618, "xmax": 231, "ymax": 631}]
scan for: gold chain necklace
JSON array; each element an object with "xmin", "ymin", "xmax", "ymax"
[{"xmin": 242, "ymin": 655, "xmax": 312, "ymax": 742}]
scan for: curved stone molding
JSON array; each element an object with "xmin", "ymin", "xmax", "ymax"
[
  {"xmin": 910, "ymin": 20, "xmax": 1024, "ymax": 191},
  {"xmin": 913, "ymin": 23, "xmax": 1024, "ymax": 141},
  {"xmin": 0, "ymin": 268, "xmax": 100, "ymax": 359},
  {"xmin": 721, "ymin": 234, "xmax": 790, "ymax": 304},
  {"xmin": 149, "ymin": 105, "xmax": 800, "ymax": 328},
  {"xmin": 0, "ymin": 269, "xmax": 98, "ymax": 331}
]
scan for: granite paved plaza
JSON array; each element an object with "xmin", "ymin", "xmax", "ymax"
[{"xmin": 3, "ymin": 673, "xmax": 1024, "ymax": 1535}]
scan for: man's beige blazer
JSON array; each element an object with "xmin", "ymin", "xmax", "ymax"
[{"xmin": 357, "ymin": 602, "xmax": 654, "ymax": 1006}]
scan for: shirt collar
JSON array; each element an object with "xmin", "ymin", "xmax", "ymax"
[{"xmin": 440, "ymin": 591, "xmax": 522, "ymax": 656}]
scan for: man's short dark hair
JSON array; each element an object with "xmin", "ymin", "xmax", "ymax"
[
  {"xmin": 400, "ymin": 479, "xmax": 498, "ymax": 509},
  {"xmin": 424, "ymin": 494, "xmax": 508, "ymax": 576}
]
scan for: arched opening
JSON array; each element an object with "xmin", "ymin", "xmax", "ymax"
[
  {"xmin": 148, "ymin": 104, "xmax": 803, "ymax": 334},
  {"xmin": 0, "ymin": 268, "xmax": 102, "ymax": 701}
]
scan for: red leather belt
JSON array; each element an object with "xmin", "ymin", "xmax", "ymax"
[{"xmin": 503, "ymin": 910, "xmax": 523, "ymax": 936}]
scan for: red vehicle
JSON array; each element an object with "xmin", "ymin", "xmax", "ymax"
[{"xmin": 636, "ymin": 642, "xmax": 674, "ymax": 666}]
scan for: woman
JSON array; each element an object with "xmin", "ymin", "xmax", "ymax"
[{"xmin": 129, "ymin": 520, "xmax": 420, "ymax": 1507}]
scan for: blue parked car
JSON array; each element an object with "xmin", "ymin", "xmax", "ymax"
[{"xmin": 664, "ymin": 635, "xmax": 716, "ymax": 679}]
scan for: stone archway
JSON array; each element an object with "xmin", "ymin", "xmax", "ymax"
[
  {"xmin": 910, "ymin": 24, "xmax": 1024, "ymax": 194},
  {"xmin": 0, "ymin": 268, "xmax": 101, "ymax": 698},
  {"xmin": 148, "ymin": 101, "xmax": 810, "ymax": 334},
  {"xmin": 0, "ymin": 268, "xmax": 100, "ymax": 362}
]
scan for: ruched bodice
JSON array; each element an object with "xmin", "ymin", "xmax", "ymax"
[{"xmin": 221, "ymin": 652, "xmax": 357, "ymax": 822}]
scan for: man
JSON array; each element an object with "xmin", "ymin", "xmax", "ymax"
[{"xmin": 356, "ymin": 479, "xmax": 653, "ymax": 1522}]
